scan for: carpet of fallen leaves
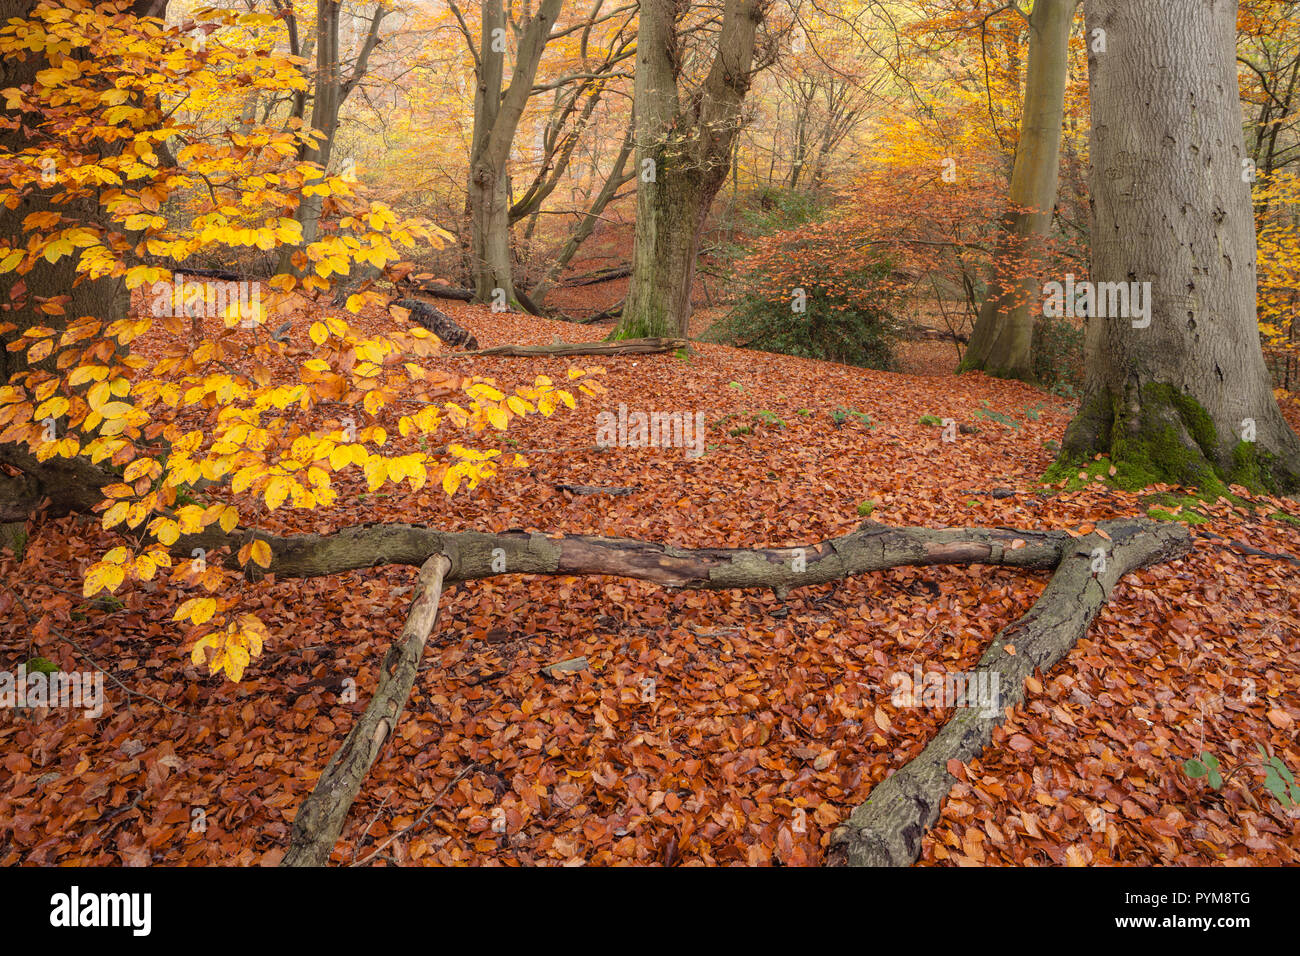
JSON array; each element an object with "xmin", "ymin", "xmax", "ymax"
[{"xmin": 1, "ymin": 296, "xmax": 1297, "ymax": 866}]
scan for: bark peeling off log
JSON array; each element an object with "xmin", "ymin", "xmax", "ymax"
[{"xmin": 826, "ymin": 519, "xmax": 1192, "ymax": 867}]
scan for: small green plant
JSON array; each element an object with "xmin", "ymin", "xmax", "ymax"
[
  {"xmin": 88, "ymin": 594, "xmax": 124, "ymax": 612},
  {"xmin": 24, "ymin": 657, "xmax": 59, "ymax": 675},
  {"xmin": 703, "ymin": 258, "xmax": 901, "ymax": 371},
  {"xmin": 918, "ymin": 414, "xmax": 943, "ymax": 427},
  {"xmin": 753, "ymin": 410, "xmax": 786, "ymax": 428},
  {"xmin": 1183, "ymin": 751, "xmax": 1223, "ymax": 789},
  {"xmin": 674, "ymin": 347, "xmax": 692, "ymax": 363},
  {"xmin": 1183, "ymin": 746, "xmax": 1299, "ymax": 808},
  {"xmin": 856, "ymin": 501, "xmax": 875, "ymax": 517},
  {"xmin": 830, "ymin": 407, "xmax": 872, "ymax": 429},
  {"xmin": 1260, "ymin": 746, "xmax": 1300, "ymax": 807},
  {"xmin": 974, "ymin": 401, "xmax": 1021, "ymax": 430},
  {"xmin": 727, "ymin": 381, "xmax": 745, "ymax": 390},
  {"xmin": 728, "ymin": 424, "xmax": 753, "ymax": 437},
  {"xmin": 1050, "ymin": 381, "xmax": 1080, "ymax": 402},
  {"xmin": 795, "ymin": 408, "xmax": 813, "ymax": 417}
]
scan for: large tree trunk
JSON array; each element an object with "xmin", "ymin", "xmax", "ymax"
[
  {"xmin": 960, "ymin": 0, "xmax": 1076, "ymax": 381},
  {"xmin": 1055, "ymin": 0, "xmax": 1300, "ymax": 493},
  {"xmin": 0, "ymin": 0, "xmax": 146, "ymax": 525},
  {"xmin": 613, "ymin": 0, "xmax": 764, "ymax": 339},
  {"xmin": 465, "ymin": 0, "xmax": 565, "ymax": 307}
]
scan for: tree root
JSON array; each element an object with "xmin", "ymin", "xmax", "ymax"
[{"xmin": 826, "ymin": 519, "xmax": 1192, "ymax": 866}]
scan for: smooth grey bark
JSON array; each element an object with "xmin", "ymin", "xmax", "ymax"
[
  {"xmin": 1059, "ymin": 0, "xmax": 1300, "ymax": 493},
  {"xmin": 961, "ymin": 0, "xmax": 1077, "ymax": 381}
]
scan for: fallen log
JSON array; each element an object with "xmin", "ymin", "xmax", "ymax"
[
  {"xmin": 178, "ymin": 520, "xmax": 1079, "ymax": 586},
  {"xmin": 561, "ymin": 265, "xmax": 632, "ymax": 287},
  {"xmin": 181, "ymin": 515, "xmax": 1187, "ymax": 868},
  {"xmin": 388, "ymin": 299, "xmax": 478, "ymax": 350},
  {"xmin": 283, "ymin": 554, "xmax": 452, "ymax": 866},
  {"xmin": 554, "ymin": 483, "xmax": 637, "ymax": 496},
  {"xmin": 401, "ymin": 282, "xmax": 475, "ymax": 302},
  {"xmin": 826, "ymin": 519, "xmax": 1192, "ymax": 866},
  {"xmin": 458, "ymin": 337, "xmax": 686, "ymax": 358}
]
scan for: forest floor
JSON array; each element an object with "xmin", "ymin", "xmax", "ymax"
[{"xmin": 1, "ymin": 298, "xmax": 1298, "ymax": 866}]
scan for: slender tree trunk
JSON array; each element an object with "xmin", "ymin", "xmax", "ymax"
[
  {"xmin": 960, "ymin": 0, "xmax": 1076, "ymax": 381},
  {"xmin": 530, "ymin": 128, "xmax": 635, "ymax": 306},
  {"xmin": 465, "ymin": 0, "xmax": 565, "ymax": 307},
  {"xmin": 1054, "ymin": 0, "xmax": 1300, "ymax": 493},
  {"xmin": 278, "ymin": 2, "xmax": 385, "ymax": 276},
  {"xmin": 613, "ymin": 0, "xmax": 765, "ymax": 339}
]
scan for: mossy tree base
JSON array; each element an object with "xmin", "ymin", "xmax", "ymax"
[
  {"xmin": 1047, "ymin": 382, "xmax": 1300, "ymax": 497},
  {"xmin": 608, "ymin": 312, "xmax": 679, "ymax": 341},
  {"xmin": 0, "ymin": 521, "xmax": 27, "ymax": 557}
]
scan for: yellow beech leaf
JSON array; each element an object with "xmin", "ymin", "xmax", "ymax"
[
  {"xmin": 249, "ymin": 539, "xmax": 272, "ymax": 568},
  {"xmin": 442, "ymin": 463, "xmax": 462, "ymax": 496},
  {"xmin": 174, "ymin": 597, "xmax": 217, "ymax": 625},
  {"xmin": 264, "ymin": 476, "xmax": 291, "ymax": 510},
  {"xmin": 190, "ymin": 633, "xmax": 218, "ymax": 666},
  {"xmin": 83, "ymin": 562, "xmax": 125, "ymax": 596},
  {"xmin": 219, "ymin": 506, "xmax": 239, "ymax": 533},
  {"xmin": 102, "ymin": 501, "xmax": 129, "ymax": 529},
  {"xmin": 133, "ymin": 554, "xmax": 157, "ymax": 580}
]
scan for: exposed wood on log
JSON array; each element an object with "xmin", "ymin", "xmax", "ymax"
[
  {"xmin": 389, "ymin": 299, "xmax": 478, "ymax": 350},
  {"xmin": 825, "ymin": 519, "xmax": 1192, "ymax": 867},
  {"xmin": 458, "ymin": 337, "xmax": 686, "ymax": 358},
  {"xmin": 282, "ymin": 554, "xmax": 452, "ymax": 866}
]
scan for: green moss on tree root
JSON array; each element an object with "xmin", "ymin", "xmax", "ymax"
[
  {"xmin": 0, "ymin": 522, "xmax": 27, "ymax": 558},
  {"xmin": 1046, "ymin": 383, "xmax": 1295, "ymax": 496},
  {"xmin": 610, "ymin": 310, "xmax": 676, "ymax": 341}
]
